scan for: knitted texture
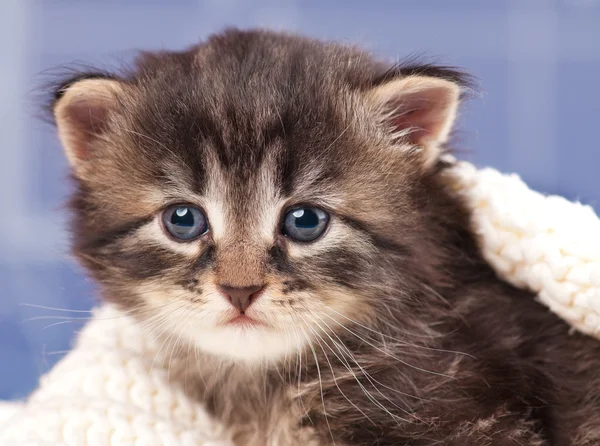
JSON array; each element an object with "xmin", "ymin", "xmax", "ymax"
[
  {"xmin": 1, "ymin": 162, "xmax": 599, "ymax": 445},
  {"xmin": 0, "ymin": 304, "xmax": 232, "ymax": 446},
  {"xmin": 450, "ymin": 162, "xmax": 600, "ymax": 338}
]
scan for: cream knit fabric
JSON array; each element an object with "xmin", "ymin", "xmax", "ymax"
[
  {"xmin": 1, "ymin": 161, "xmax": 599, "ymax": 446},
  {"xmin": 451, "ymin": 161, "xmax": 600, "ymax": 338}
]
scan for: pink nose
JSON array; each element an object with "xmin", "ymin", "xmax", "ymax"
[{"xmin": 218, "ymin": 284, "xmax": 264, "ymax": 313}]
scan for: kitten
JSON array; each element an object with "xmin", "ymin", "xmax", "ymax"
[{"xmin": 50, "ymin": 29, "xmax": 600, "ymax": 445}]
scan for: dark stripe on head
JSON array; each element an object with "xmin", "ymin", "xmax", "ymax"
[
  {"xmin": 336, "ymin": 214, "xmax": 410, "ymax": 257},
  {"xmin": 282, "ymin": 279, "xmax": 311, "ymax": 294},
  {"xmin": 311, "ymin": 246, "xmax": 365, "ymax": 290},
  {"xmin": 79, "ymin": 216, "xmax": 153, "ymax": 251},
  {"xmin": 279, "ymin": 143, "xmax": 298, "ymax": 197},
  {"xmin": 268, "ymin": 244, "xmax": 294, "ymax": 274},
  {"xmin": 195, "ymin": 245, "xmax": 215, "ymax": 268},
  {"xmin": 111, "ymin": 247, "xmax": 173, "ymax": 280}
]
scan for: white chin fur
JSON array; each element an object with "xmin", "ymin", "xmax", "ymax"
[
  {"xmin": 153, "ymin": 302, "xmax": 304, "ymax": 362},
  {"xmin": 187, "ymin": 326, "xmax": 302, "ymax": 362}
]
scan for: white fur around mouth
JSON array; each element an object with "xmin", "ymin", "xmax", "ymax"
[
  {"xmin": 223, "ymin": 314, "xmax": 265, "ymax": 328},
  {"xmin": 187, "ymin": 325, "xmax": 302, "ymax": 362}
]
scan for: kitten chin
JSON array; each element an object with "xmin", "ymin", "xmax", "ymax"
[{"xmin": 49, "ymin": 28, "xmax": 600, "ymax": 446}]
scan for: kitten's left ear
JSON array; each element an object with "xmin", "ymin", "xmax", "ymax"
[
  {"xmin": 367, "ymin": 75, "xmax": 461, "ymax": 168},
  {"xmin": 52, "ymin": 75, "xmax": 123, "ymax": 178}
]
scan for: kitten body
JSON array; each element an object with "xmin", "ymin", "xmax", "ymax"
[{"xmin": 50, "ymin": 29, "xmax": 600, "ymax": 445}]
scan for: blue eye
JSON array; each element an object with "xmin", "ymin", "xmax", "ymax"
[
  {"xmin": 162, "ymin": 205, "xmax": 208, "ymax": 241},
  {"xmin": 282, "ymin": 207, "xmax": 329, "ymax": 242}
]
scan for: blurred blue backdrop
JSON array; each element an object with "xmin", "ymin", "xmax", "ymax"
[{"xmin": 1, "ymin": 0, "xmax": 599, "ymax": 400}]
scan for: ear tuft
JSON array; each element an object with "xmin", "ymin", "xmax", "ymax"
[
  {"xmin": 52, "ymin": 72, "xmax": 118, "ymax": 103},
  {"xmin": 367, "ymin": 75, "xmax": 463, "ymax": 168},
  {"xmin": 53, "ymin": 77, "xmax": 123, "ymax": 173}
]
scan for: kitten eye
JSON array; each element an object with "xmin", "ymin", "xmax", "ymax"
[
  {"xmin": 282, "ymin": 207, "xmax": 329, "ymax": 242},
  {"xmin": 162, "ymin": 205, "xmax": 208, "ymax": 241}
]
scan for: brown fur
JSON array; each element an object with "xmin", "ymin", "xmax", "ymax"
[{"xmin": 48, "ymin": 29, "xmax": 600, "ymax": 445}]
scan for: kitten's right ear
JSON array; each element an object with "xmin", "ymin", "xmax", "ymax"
[{"xmin": 52, "ymin": 75, "xmax": 123, "ymax": 176}]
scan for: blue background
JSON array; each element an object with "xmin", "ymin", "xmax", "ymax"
[{"xmin": 1, "ymin": 0, "xmax": 599, "ymax": 400}]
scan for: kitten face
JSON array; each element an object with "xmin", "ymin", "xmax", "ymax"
[
  {"xmin": 113, "ymin": 140, "xmax": 379, "ymax": 362},
  {"xmin": 52, "ymin": 29, "xmax": 468, "ymax": 363}
]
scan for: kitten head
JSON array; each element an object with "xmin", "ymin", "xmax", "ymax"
[{"xmin": 50, "ymin": 29, "xmax": 472, "ymax": 363}]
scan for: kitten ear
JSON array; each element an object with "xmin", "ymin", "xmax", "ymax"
[
  {"xmin": 367, "ymin": 75, "xmax": 461, "ymax": 168},
  {"xmin": 53, "ymin": 76, "xmax": 123, "ymax": 176}
]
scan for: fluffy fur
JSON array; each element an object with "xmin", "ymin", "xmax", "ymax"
[{"xmin": 49, "ymin": 29, "xmax": 600, "ymax": 445}]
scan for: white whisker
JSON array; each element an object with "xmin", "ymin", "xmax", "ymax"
[
  {"xmin": 20, "ymin": 303, "xmax": 94, "ymax": 313},
  {"xmin": 299, "ymin": 315, "xmax": 377, "ymax": 426},
  {"xmin": 299, "ymin": 324, "xmax": 336, "ymax": 446},
  {"xmin": 326, "ymin": 307, "xmax": 473, "ymax": 358},
  {"xmin": 310, "ymin": 310, "xmax": 427, "ymax": 418},
  {"xmin": 321, "ymin": 312, "xmax": 451, "ymax": 378},
  {"xmin": 302, "ymin": 311, "xmax": 415, "ymax": 423}
]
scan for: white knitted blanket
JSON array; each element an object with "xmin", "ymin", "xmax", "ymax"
[{"xmin": 1, "ymin": 161, "xmax": 599, "ymax": 446}]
